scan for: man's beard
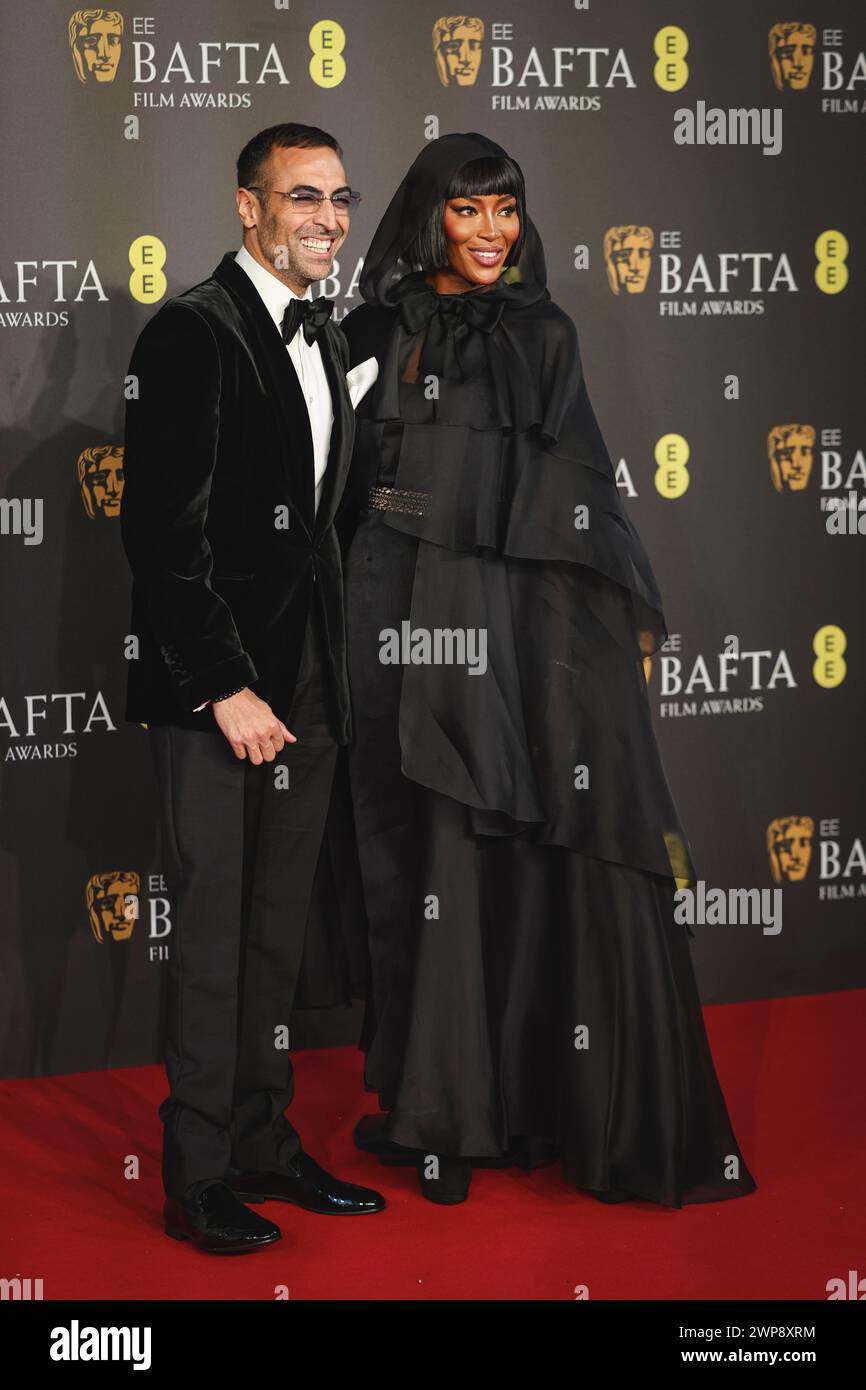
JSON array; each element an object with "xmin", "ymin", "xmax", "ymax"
[{"xmin": 258, "ymin": 211, "xmax": 331, "ymax": 289}]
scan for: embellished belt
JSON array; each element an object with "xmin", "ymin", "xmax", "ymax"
[{"xmin": 367, "ymin": 486, "xmax": 431, "ymax": 517}]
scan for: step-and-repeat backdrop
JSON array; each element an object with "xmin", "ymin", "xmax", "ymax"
[{"xmin": 1, "ymin": 2, "xmax": 864, "ymax": 1077}]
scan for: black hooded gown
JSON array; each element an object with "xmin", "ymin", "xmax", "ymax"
[{"xmin": 339, "ymin": 133, "xmax": 756, "ymax": 1207}]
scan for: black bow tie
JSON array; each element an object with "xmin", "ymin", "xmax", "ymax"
[
  {"xmin": 397, "ymin": 284, "xmax": 505, "ymax": 382},
  {"xmin": 281, "ymin": 296, "xmax": 334, "ymax": 346}
]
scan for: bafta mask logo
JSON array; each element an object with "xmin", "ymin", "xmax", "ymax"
[
  {"xmin": 639, "ymin": 628, "xmax": 655, "ymax": 684},
  {"xmin": 87, "ymin": 871, "xmax": 140, "ymax": 943},
  {"xmin": 664, "ymin": 830, "xmax": 693, "ymax": 892},
  {"xmin": 766, "ymin": 816, "xmax": 814, "ymax": 883},
  {"xmin": 78, "ymin": 445, "xmax": 124, "ymax": 518},
  {"xmin": 604, "ymin": 226, "xmax": 654, "ymax": 295},
  {"xmin": 768, "ymin": 22, "xmax": 816, "ymax": 91},
  {"xmin": 433, "ymin": 15, "xmax": 484, "ymax": 87},
  {"xmin": 69, "ymin": 8, "xmax": 123, "ymax": 85},
  {"xmin": 767, "ymin": 423, "xmax": 815, "ymax": 492}
]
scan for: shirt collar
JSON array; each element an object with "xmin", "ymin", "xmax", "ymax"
[{"xmin": 235, "ymin": 243, "xmax": 312, "ymax": 332}]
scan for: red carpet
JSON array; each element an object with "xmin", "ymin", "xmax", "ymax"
[{"xmin": 2, "ymin": 991, "xmax": 863, "ymax": 1301}]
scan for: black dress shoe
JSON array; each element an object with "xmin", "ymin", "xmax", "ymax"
[
  {"xmin": 417, "ymin": 1154, "xmax": 472, "ymax": 1205},
  {"xmin": 353, "ymin": 1114, "xmax": 422, "ymax": 1167},
  {"xmin": 226, "ymin": 1151, "xmax": 385, "ymax": 1215},
  {"xmin": 163, "ymin": 1180, "xmax": 281, "ymax": 1253}
]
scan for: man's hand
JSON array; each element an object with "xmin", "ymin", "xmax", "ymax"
[{"xmin": 211, "ymin": 688, "xmax": 297, "ymax": 763}]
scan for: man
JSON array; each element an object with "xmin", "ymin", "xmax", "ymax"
[{"xmin": 120, "ymin": 123, "xmax": 382, "ymax": 1254}]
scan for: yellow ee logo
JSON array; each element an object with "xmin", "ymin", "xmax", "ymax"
[
  {"xmin": 129, "ymin": 236, "xmax": 167, "ymax": 304},
  {"xmin": 815, "ymin": 230, "xmax": 848, "ymax": 295},
  {"xmin": 812, "ymin": 625, "xmax": 847, "ymax": 687},
  {"xmin": 654, "ymin": 26, "xmax": 688, "ymax": 91},
  {"xmin": 309, "ymin": 20, "xmax": 346, "ymax": 88},
  {"xmin": 654, "ymin": 433, "xmax": 690, "ymax": 497}
]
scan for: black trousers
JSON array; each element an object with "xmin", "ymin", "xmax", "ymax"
[{"xmin": 147, "ymin": 610, "xmax": 338, "ymax": 1200}]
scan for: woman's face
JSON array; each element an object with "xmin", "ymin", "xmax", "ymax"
[{"xmin": 433, "ymin": 192, "xmax": 521, "ymax": 292}]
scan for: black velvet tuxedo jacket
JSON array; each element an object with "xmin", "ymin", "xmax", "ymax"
[{"xmin": 120, "ymin": 252, "xmax": 354, "ymax": 739}]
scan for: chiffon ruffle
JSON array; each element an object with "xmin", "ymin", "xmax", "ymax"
[{"xmin": 344, "ymin": 295, "xmax": 694, "ymax": 885}]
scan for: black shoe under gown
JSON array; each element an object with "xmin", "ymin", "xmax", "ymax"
[{"xmin": 344, "ymin": 510, "xmax": 757, "ymax": 1210}]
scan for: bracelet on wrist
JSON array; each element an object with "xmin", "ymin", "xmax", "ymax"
[{"xmin": 212, "ymin": 685, "xmax": 247, "ymax": 704}]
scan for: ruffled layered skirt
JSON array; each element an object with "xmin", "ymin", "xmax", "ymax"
[{"xmin": 344, "ymin": 511, "xmax": 757, "ymax": 1208}]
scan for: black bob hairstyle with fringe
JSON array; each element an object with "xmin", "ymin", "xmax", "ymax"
[{"xmin": 406, "ymin": 155, "xmax": 527, "ymax": 273}]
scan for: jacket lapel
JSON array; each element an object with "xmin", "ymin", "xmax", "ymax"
[
  {"xmin": 212, "ymin": 252, "xmax": 315, "ymax": 532},
  {"xmin": 313, "ymin": 319, "xmax": 355, "ymax": 537}
]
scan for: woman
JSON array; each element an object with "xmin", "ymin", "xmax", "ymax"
[{"xmin": 339, "ymin": 133, "xmax": 756, "ymax": 1209}]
